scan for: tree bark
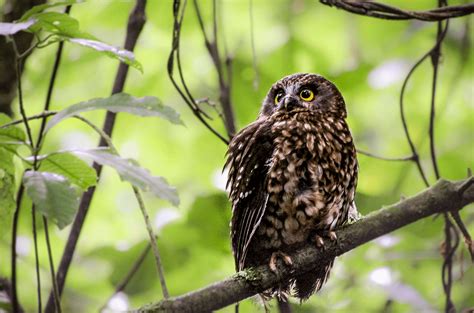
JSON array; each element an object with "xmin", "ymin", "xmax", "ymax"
[{"xmin": 138, "ymin": 178, "xmax": 473, "ymax": 313}]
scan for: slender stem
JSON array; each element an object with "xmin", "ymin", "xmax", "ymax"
[
  {"xmin": 42, "ymin": 217, "xmax": 62, "ymax": 313},
  {"xmin": 249, "ymin": 0, "xmax": 259, "ymax": 89},
  {"xmin": 31, "ymin": 205, "xmax": 42, "ymax": 313},
  {"xmin": 45, "ymin": 2, "xmax": 148, "ymax": 311},
  {"xmin": 99, "ymin": 244, "xmax": 151, "ymax": 311},
  {"xmin": 10, "ymin": 184, "xmax": 24, "ymax": 313},
  {"xmin": 0, "ymin": 111, "xmax": 57, "ymax": 129},
  {"xmin": 429, "ymin": 2, "xmax": 448, "ymax": 180},
  {"xmin": 357, "ymin": 149, "xmax": 415, "ymax": 162},
  {"xmin": 132, "ymin": 188, "xmax": 169, "ymax": 298}
]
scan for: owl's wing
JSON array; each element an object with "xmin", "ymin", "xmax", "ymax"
[{"xmin": 225, "ymin": 120, "xmax": 273, "ymax": 271}]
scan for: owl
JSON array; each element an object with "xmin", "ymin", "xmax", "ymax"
[{"xmin": 225, "ymin": 73, "xmax": 358, "ymax": 301}]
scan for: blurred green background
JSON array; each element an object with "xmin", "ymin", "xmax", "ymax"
[{"xmin": 0, "ymin": 0, "xmax": 473, "ymax": 312}]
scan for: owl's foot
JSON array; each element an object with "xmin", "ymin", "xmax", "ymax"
[
  {"xmin": 314, "ymin": 231, "xmax": 337, "ymax": 249},
  {"xmin": 269, "ymin": 251, "xmax": 293, "ymax": 272}
]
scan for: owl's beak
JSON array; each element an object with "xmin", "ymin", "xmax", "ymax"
[{"xmin": 282, "ymin": 95, "xmax": 299, "ymax": 110}]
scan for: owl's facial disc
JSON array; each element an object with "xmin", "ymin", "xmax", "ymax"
[{"xmin": 274, "ymin": 85, "xmax": 317, "ymax": 112}]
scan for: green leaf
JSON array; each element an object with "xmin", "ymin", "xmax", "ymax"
[
  {"xmin": 46, "ymin": 93, "xmax": 183, "ymax": 132},
  {"xmin": 0, "ymin": 114, "xmax": 26, "ymax": 147},
  {"xmin": 72, "ymin": 150, "xmax": 179, "ymax": 206},
  {"xmin": 68, "ymin": 38, "xmax": 142, "ymax": 72},
  {"xmin": 20, "ymin": 9, "xmax": 141, "ymax": 71},
  {"xmin": 23, "ymin": 171, "xmax": 80, "ymax": 229},
  {"xmin": 0, "ymin": 19, "xmax": 36, "ymax": 36},
  {"xmin": 39, "ymin": 153, "xmax": 97, "ymax": 190},
  {"xmin": 0, "ymin": 148, "xmax": 16, "ymax": 239},
  {"xmin": 28, "ymin": 12, "xmax": 92, "ymax": 39},
  {"xmin": 20, "ymin": 0, "xmax": 83, "ymax": 22}
]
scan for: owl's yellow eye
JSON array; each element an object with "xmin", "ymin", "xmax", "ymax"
[
  {"xmin": 274, "ymin": 92, "xmax": 284, "ymax": 105},
  {"xmin": 299, "ymin": 89, "xmax": 314, "ymax": 101}
]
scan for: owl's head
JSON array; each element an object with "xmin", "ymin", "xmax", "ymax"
[{"xmin": 260, "ymin": 73, "xmax": 347, "ymax": 118}]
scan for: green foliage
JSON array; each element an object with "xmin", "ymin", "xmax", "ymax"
[
  {"xmin": 38, "ymin": 153, "xmax": 97, "ymax": 190},
  {"xmin": 0, "ymin": 0, "xmax": 472, "ymax": 312},
  {"xmin": 23, "ymin": 171, "xmax": 80, "ymax": 229},
  {"xmin": 0, "ymin": 148, "xmax": 16, "ymax": 239},
  {"xmin": 72, "ymin": 150, "xmax": 179, "ymax": 206},
  {"xmin": 46, "ymin": 93, "xmax": 183, "ymax": 132}
]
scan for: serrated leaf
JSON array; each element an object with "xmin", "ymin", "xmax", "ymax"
[
  {"xmin": 69, "ymin": 38, "xmax": 142, "ymax": 72},
  {"xmin": 0, "ymin": 148, "xmax": 16, "ymax": 239},
  {"xmin": 72, "ymin": 150, "xmax": 179, "ymax": 206},
  {"xmin": 20, "ymin": 0, "xmax": 83, "ymax": 22},
  {"xmin": 23, "ymin": 171, "xmax": 80, "ymax": 229},
  {"xmin": 46, "ymin": 93, "xmax": 183, "ymax": 132},
  {"xmin": 0, "ymin": 19, "xmax": 36, "ymax": 36},
  {"xmin": 39, "ymin": 153, "xmax": 97, "ymax": 190}
]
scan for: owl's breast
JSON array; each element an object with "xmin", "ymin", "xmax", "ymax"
[{"xmin": 259, "ymin": 114, "xmax": 357, "ymax": 247}]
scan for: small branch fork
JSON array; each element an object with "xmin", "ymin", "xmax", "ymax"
[
  {"xmin": 319, "ymin": 0, "xmax": 474, "ymax": 21},
  {"xmin": 168, "ymin": 0, "xmax": 230, "ymax": 145},
  {"xmin": 139, "ymin": 179, "xmax": 474, "ymax": 313}
]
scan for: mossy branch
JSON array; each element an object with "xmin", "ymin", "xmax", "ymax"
[{"xmin": 137, "ymin": 178, "xmax": 473, "ymax": 313}]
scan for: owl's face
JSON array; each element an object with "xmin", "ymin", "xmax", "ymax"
[{"xmin": 260, "ymin": 73, "xmax": 347, "ymax": 118}]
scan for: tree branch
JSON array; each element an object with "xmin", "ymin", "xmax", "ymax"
[
  {"xmin": 319, "ymin": 1, "xmax": 474, "ymax": 21},
  {"xmin": 138, "ymin": 178, "xmax": 474, "ymax": 313}
]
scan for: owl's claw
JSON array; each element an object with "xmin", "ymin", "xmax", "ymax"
[
  {"xmin": 269, "ymin": 251, "xmax": 293, "ymax": 272},
  {"xmin": 314, "ymin": 231, "xmax": 337, "ymax": 249}
]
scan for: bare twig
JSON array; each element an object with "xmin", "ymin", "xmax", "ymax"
[
  {"xmin": 249, "ymin": 0, "xmax": 259, "ymax": 90},
  {"xmin": 100, "ymin": 244, "xmax": 151, "ymax": 312},
  {"xmin": 0, "ymin": 111, "xmax": 57, "ymax": 129},
  {"xmin": 139, "ymin": 178, "xmax": 474, "ymax": 313},
  {"xmin": 398, "ymin": 21, "xmax": 449, "ymax": 187},
  {"xmin": 133, "ymin": 188, "xmax": 169, "ymax": 298},
  {"xmin": 10, "ymin": 184, "xmax": 24, "ymax": 313},
  {"xmin": 168, "ymin": 0, "xmax": 229, "ymax": 144},
  {"xmin": 44, "ymin": 1, "xmax": 148, "ymax": 312},
  {"xmin": 193, "ymin": 0, "xmax": 236, "ymax": 136},
  {"xmin": 319, "ymin": 1, "xmax": 474, "ymax": 21},
  {"xmin": 357, "ymin": 149, "xmax": 415, "ymax": 162}
]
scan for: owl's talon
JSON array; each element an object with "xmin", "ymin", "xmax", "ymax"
[
  {"xmin": 329, "ymin": 231, "xmax": 337, "ymax": 241},
  {"xmin": 315, "ymin": 235, "xmax": 325, "ymax": 248},
  {"xmin": 269, "ymin": 251, "xmax": 293, "ymax": 272}
]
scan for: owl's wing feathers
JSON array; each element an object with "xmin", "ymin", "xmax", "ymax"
[{"xmin": 225, "ymin": 120, "xmax": 274, "ymax": 271}]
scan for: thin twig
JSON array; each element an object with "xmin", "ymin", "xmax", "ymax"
[
  {"xmin": 31, "ymin": 204, "xmax": 41, "ymax": 313},
  {"xmin": 42, "ymin": 217, "xmax": 62, "ymax": 313},
  {"xmin": 450, "ymin": 211, "xmax": 473, "ymax": 261},
  {"xmin": 429, "ymin": 4, "xmax": 447, "ymax": 180},
  {"xmin": 168, "ymin": 0, "xmax": 229, "ymax": 144},
  {"xmin": 319, "ymin": 1, "xmax": 474, "ymax": 21},
  {"xmin": 44, "ymin": 1, "xmax": 148, "ymax": 312},
  {"xmin": 357, "ymin": 149, "xmax": 415, "ymax": 162},
  {"xmin": 31, "ymin": 7, "xmax": 72, "ymax": 312},
  {"xmin": 73, "ymin": 114, "xmax": 170, "ymax": 299},
  {"xmin": 193, "ymin": 0, "xmax": 236, "ymax": 136},
  {"xmin": 399, "ymin": 21, "xmax": 449, "ymax": 187},
  {"xmin": 0, "ymin": 111, "xmax": 57, "ymax": 129},
  {"xmin": 10, "ymin": 184, "xmax": 24, "ymax": 313},
  {"xmin": 132, "ymin": 188, "xmax": 169, "ymax": 298},
  {"xmin": 249, "ymin": 0, "xmax": 259, "ymax": 90},
  {"xmin": 100, "ymin": 244, "xmax": 151, "ymax": 312}
]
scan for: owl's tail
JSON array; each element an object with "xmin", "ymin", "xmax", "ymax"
[{"xmin": 293, "ymin": 258, "xmax": 334, "ymax": 300}]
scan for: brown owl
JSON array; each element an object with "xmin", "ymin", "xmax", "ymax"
[{"xmin": 225, "ymin": 73, "xmax": 359, "ymax": 301}]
